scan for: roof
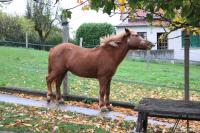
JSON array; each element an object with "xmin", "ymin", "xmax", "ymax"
[
  {"xmin": 116, "ymin": 20, "xmax": 169, "ymax": 28},
  {"xmin": 116, "ymin": 21, "xmax": 149, "ymax": 27},
  {"xmin": 116, "ymin": 9, "xmax": 168, "ymax": 28}
]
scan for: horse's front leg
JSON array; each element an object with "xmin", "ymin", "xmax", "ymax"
[
  {"xmin": 98, "ymin": 77, "xmax": 110, "ymax": 112},
  {"xmin": 105, "ymin": 79, "xmax": 112, "ymax": 111},
  {"xmin": 55, "ymin": 73, "xmax": 66, "ymax": 104}
]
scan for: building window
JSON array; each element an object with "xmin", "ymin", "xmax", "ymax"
[
  {"xmin": 157, "ymin": 33, "xmax": 168, "ymax": 49},
  {"xmin": 182, "ymin": 31, "xmax": 200, "ymax": 48},
  {"xmin": 138, "ymin": 32, "xmax": 147, "ymax": 40}
]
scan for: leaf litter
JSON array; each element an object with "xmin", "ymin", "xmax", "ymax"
[{"xmin": 1, "ymin": 91, "xmax": 200, "ymax": 132}]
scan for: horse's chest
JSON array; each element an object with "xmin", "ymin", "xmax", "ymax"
[{"xmin": 97, "ymin": 64, "xmax": 116, "ymax": 77}]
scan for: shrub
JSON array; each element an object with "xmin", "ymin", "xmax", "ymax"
[
  {"xmin": 76, "ymin": 23, "xmax": 116, "ymax": 48},
  {"xmin": 45, "ymin": 27, "xmax": 62, "ymax": 45}
]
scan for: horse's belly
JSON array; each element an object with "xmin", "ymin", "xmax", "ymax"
[{"xmin": 69, "ymin": 68, "xmax": 97, "ymax": 78}]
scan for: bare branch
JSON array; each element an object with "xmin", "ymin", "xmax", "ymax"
[
  {"xmin": 0, "ymin": 0, "xmax": 13, "ymax": 2},
  {"xmin": 168, "ymin": 35, "xmax": 182, "ymax": 40},
  {"xmin": 66, "ymin": 0, "xmax": 88, "ymax": 11}
]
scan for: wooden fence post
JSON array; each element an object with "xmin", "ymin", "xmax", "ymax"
[
  {"xmin": 26, "ymin": 32, "xmax": 28, "ymax": 48},
  {"xmin": 79, "ymin": 37, "xmax": 83, "ymax": 47},
  {"xmin": 184, "ymin": 30, "xmax": 190, "ymax": 101},
  {"xmin": 62, "ymin": 21, "xmax": 69, "ymax": 96}
]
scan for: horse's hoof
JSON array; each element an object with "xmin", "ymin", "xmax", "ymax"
[
  {"xmin": 100, "ymin": 107, "xmax": 109, "ymax": 112},
  {"xmin": 106, "ymin": 104, "xmax": 113, "ymax": 111},
  {"xmin": 47, "ymin": 99, "xmax": 51, "ymax": 103},
  {"xmin": 47, "ymin": 95, "xmax": 52, "ymax": 103},
  {"xmin": 57, "ymin": 98, "xmax": 64, "ymax": 104}
]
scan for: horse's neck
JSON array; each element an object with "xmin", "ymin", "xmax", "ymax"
[{"xmin": 111, "ymin": 42, "xmax": 129, "ymax": 66}]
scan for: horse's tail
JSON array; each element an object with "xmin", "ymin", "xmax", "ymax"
[
  {"xmin": 48, "ymin": 48, "xmax": 53, "ymax": 74},
  {"xmin": 48, "ymin": 58, "xmax": 51, "ymax": 74},
  {"xmin": 47, "ymin": 48, "xmax": 56, "ymax": 88}
]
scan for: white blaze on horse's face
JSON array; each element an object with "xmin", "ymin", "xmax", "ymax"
[{"xmin": 126, "ymin": 29, "xmax": 153, "ymax": 50}]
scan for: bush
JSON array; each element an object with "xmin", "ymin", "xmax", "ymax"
[
  {"xmin": 76, "ymin": 23, "xmax": 116, "ymax": 48},
  {"xmin": 0, "ymin": 11, "xmax": 62, "ymax": 48},
  {"xmin": 0, "ymin": 12, "xmax": 37, "ymax": 43},
  {"xmin": 45, "ymin": 27, "xmax": 62, "ymax": 45},
  {"xmin": 0, "ymin": 12, "xmax": 24, "ymax": 42}
]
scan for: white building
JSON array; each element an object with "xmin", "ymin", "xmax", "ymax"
[{"xmin": 116, "ymin": 11, "xmax": 200, "ymax": 62}]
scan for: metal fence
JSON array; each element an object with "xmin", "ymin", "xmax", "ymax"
[{"xmin": 0, "ymin": 40, "xmax": 54, "ymax": 51}]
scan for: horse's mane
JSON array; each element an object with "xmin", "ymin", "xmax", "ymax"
[{"xmin": 100, "ymin": 32, "xmax": 126, "ymax": 47}]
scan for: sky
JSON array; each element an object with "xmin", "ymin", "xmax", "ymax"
[{"xmin": 1, "ymin": 0, "xmax": 122, "ymax": 37}]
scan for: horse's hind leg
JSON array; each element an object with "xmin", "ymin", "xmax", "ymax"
[
  {"xmin": 98, "ymin": 77, "xmax": 110, "ymax": 112},
  {"xmin": 105, "ymin": 79, "xmax": 112, "ymax": 111},
  {"xmin": 55, "ymin": 72, "xmax": 66, "ymax": 104},
  {"xmin": 46, "ymin": 72, "xmax": 56, "ymax": 103}
]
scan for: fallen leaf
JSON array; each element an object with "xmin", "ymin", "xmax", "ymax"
[{"xmin": 23, "ymin": 123, "xmax": 32, "ymax": 127}]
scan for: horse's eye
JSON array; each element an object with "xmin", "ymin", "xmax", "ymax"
[{"xmin": 132, "ymin": 34, "xmax": 138, "ymax": 37}]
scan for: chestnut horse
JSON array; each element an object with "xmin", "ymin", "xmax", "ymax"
[{"xmin": 46, "ymin": 28, "xmax": 154, "ymax": 111}]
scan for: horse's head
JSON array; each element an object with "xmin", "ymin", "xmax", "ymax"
[{"xmin": 124, "ymin": 28, "xmax": 154, "ymax": 50}]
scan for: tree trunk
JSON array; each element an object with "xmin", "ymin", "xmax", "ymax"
[
  {"xmin": 38, "ymin": 31, "xmax": 46, "ymax": 50},
  {"xmin": 40, "ymin": 38, "xmax": 46, "ymax": 50}
]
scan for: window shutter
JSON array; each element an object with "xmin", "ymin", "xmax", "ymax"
[{"xmin": 182, "ymin": 32, "xmax": 200, "ymax": 48}]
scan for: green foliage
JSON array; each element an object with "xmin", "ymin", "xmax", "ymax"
[
  {"xmin": 29, "ymin": 0, "xmax": 58, "ymax": 44},
  {"xmin": 76, "ymin": 23, "xmax": 116, "ymax": 47},
  {"xmin": 17, "ymin": 16, "xmax": 34, "ymax": 34},
  {"xmin": 90, "ymin": 0, "xmax": 116, "ymax": 15},
  {"xmin": 90, "ymin": 0, "xmax": 200, "ymax": 31},
  {"xmin": 0, "ymin": 11, "xmax": 62, "ymax": 46},
  {"xmin": 0, "ymin": 12, "xmax": 30, "ymax": 42},
  {"xmin": 60, "ymin": 0, "xmax": 200, "ymax": 33},
  {"xmin": 60, "ymin": 9, "xmax": 72, "ymax": 20},
  {"xmin": 45, "ymin": 27, "xmax": 62, "ymax": 45}
]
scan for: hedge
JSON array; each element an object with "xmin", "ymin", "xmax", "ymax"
[{"xmin": 76, "ymin": 23, "xmax": 116, "ymax": 48}]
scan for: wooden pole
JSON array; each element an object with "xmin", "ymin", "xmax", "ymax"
[
  {"xmin": 184, "ymin": 30, "xmax": 190, "ymax": 133},
  {"xmin": 79, "ymin": 37, "xmax": 83, "ymax": 47},
  {"xmin": 184, "ymin": 30, "xmax": 190, "ymax": 101},
  {"xmin": 25, "ymin": 32, "xmax": 28, "ymax": 48},
  {"xmin": 62, "ymin": 21, "xmax": 69, "ymax": 96}
]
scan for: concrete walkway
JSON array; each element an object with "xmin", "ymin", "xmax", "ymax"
[{"xmin": 0, "ymin": 93, "xmax": 174, "ymax": 128}]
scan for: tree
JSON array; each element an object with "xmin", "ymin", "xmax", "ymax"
[
  {"xmin": 56, "ymin": 0, "xmax": 200, "ymax": 33},
  {"xmin": 45, "ymin": 27, "xmax": 62, "ymax": 45},
  {"xmin": 26, "ymin": 0, "xmax": 32, "ymax": 19},
  {"xmin": 76, "ymin": 23, "xmax": 116, "ymax": 47},
  {"xmin": 26, "ymin": 0, "xmax": 59, "ymax": 48},
  {"xmin": 0, "ymin": 12, "xmax": 33, "ymax": 41},
  {"xmin": 95, "ymin": 0, "xmax": 200, "ymax": 33}
]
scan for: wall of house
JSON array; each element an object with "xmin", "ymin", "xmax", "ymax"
[
  {"xmin": 168, "ymin": 29, "xmax": 200, "ymax": 62},
  {"xmin": 168, "ymin": 29, "xmax": 182, "ymax": 49},
  {"xmin": 127, "ymin": 50, "xmax": 174, "ymax": 61},
  {"xmin": 174, "ymin": 49, "xmax": 200, "ymax": 62},
  {"xmin": 116, "ymin": 27, "xmax": 200, "ymax": 62}
]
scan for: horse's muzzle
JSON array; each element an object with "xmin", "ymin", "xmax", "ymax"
[{"xmin": 147, "ymin": 41, "xmax": 155, "ymax": 50}]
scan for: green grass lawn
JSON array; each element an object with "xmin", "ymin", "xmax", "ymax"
[{"xmin": 0, "ymin": 46, "xmax": 200, "ymax": 102}]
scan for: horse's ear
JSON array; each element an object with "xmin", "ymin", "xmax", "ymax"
[{"xmin": 125, "ymin": 28, "xmax": 131, "ymax": 36}]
